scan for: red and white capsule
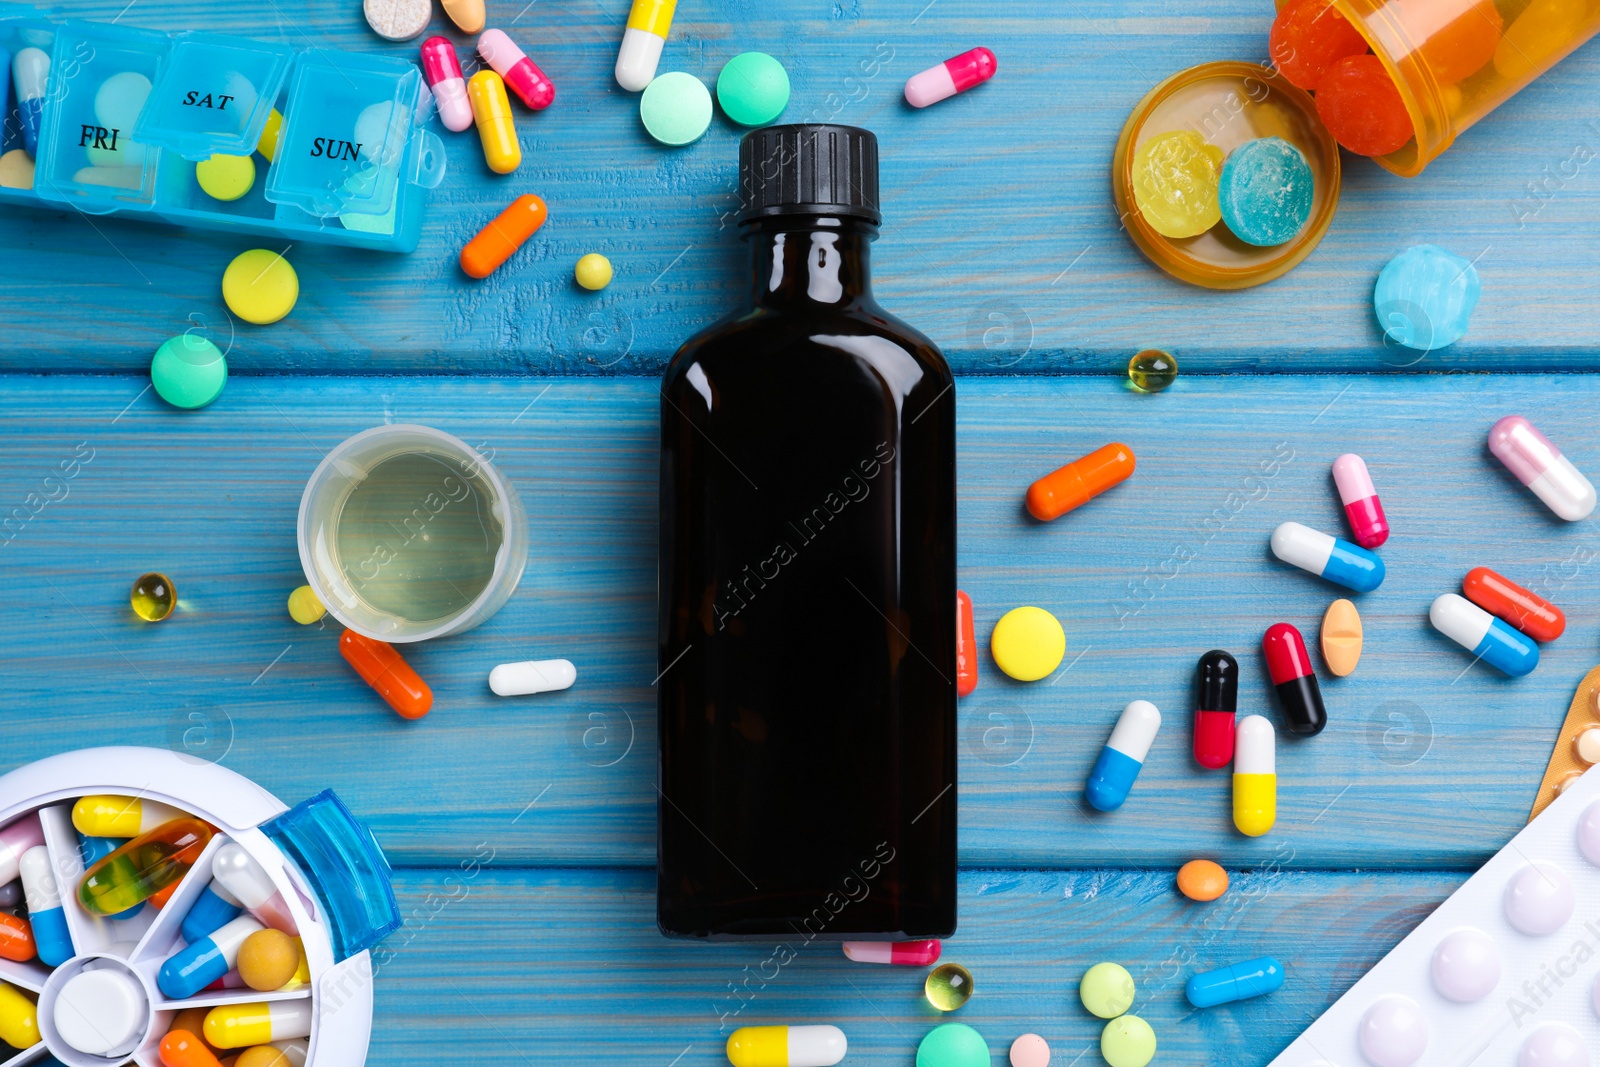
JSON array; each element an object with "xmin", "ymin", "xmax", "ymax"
[
  {"xmin": 904, "ymin": 47, "xmax": 997, "ymax": 108},
  {"xmin": 1331, "ymin": 453, "xmax": 1388, "ymax": 548},
  {"xmin": 421, "ymin": 37, "xmax": 473, "ymax": 132},
  {"xmin": 841, "ymin": 940, "xmax": 941, "ymax": 966},
  {"xmin": 478, "ymin": 29, "xmax": 556, "ymax": 110}
]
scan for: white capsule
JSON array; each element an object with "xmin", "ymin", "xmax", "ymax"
[
  {"xmin": 1235, "ymin": 715, "xmax": 1275, "ymax": 775},
  {"xmin": 489, "ymin": 658, "xmax": 577, "ymax": 697}
]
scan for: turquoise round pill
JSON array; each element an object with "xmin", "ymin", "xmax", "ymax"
[
  {"xmin": 916, "ymin": 1023, "xmax": 988, "ymax": 1067},
  {"xmin": 640, "ymin": 72, "xmax": 713, "ymax": 146},
  {"xmin": 1217, "ymin": 137, "xmax": 1314, "ymax": 247},
  {"xmin": 151, "ymin": 334, "xmax": 227, "ymax": 409},
  {"xmin": 1373, "ymin": 243, "xmax": 1481, "ymax": 351},
  {"xmin": 1101, "ymin": 1015, "xmax": 1156, "ymax": 1067},
  {"xmin": 717, "ymin": 52, "xmax": 790, "ymax": 127}
]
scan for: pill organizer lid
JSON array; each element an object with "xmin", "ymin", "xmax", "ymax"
[
  {"xmin": 263, "ymin": 51, "xmax": 423, "ymax": 218},
  {"xmin": 135, "ymin": 33, "xmax": 293, "ymax": 159},
  {"xmin": 262, "ymin": 789, "xmax": 402, "ymax": 959}
]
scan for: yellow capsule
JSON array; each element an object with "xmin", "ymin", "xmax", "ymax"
[
  {"xmin": 0, "ymin": 982, "xmax": 38, "ymax": 1049},
  {"xmin": 205, "ymin": 1001, "xmax": 312, "ymax": 1050},
  {"xmin": 468, "ymin": 71, "xmax": 520, "ymax": 175},
  {"xmin": 1232, "ymin": 715, "xmax": 1276, "ymax": 837},
  {"xmin": 72, "ymin": 795, "xmax": 184, "ymax": 838}
]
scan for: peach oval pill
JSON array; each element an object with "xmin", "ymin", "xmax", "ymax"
[
  {"xmin": 1025, "ymin": 443, "xmax": 1135, "ymax": 521},
  {"xmin": 461, "ymin": 194, "xmax": 548, "ymax": 278},
  {"xmin": 1177, "ymin": 859, "xmax": 1229, "ymax": 901},
  {"xmin": 339, "ymin": 629, "xmax": 433, "ymax": 719},
  {"xmin": 1320, "ymin": 598, "xmax": 1363, "ymax": 676}
]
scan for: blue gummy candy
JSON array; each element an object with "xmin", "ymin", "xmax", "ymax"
[
  {"xmin": 1217, "ymin": 137, "xmax": 1314, "ymax": 247},
  {"xmin": 1373, "ymin": 244, "xmax": 1481, "ymax": 351}
]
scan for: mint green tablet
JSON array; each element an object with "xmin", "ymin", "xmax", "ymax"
[
  {"xmin": 151, "ymin": 334, "xmax": 227, "ymax": 409},
  {"xmin": 717, "ymin": 52, "xmax": 790, "ymax": 127},
  {"xmin": 640, "ymin": 72, "xmax": 713, "ymax": 146}
]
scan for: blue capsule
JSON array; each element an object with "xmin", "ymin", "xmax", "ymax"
[
  {"xmin": 1186, "ymin": 956, "xmax": 1285, "ymax": 1008},
  {"xmin": 19, "ymin": 846, "xmax": 72, "ymax": 966},
  {"xmin": 1270, "ymin": 522, "xmax": 1384, "ymax": 593},
  {"xmin": 1085, "ymin": 701, "xmax": 1161, "ymax": 812}
]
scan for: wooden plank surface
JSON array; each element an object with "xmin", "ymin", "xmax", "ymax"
[
  {"xmin": 3, "ymin": 0, "xmax": 1600, "ymax": 373},
  {"xmin": 1, "ymin": 373, "xmax": 1590, "ymax": 870}
]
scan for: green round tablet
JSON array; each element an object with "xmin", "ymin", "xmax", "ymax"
[
  {"xmin": 640, "ymin": 71, "xmax": 713, "ymax": 146},
  {"xmin": 916, "ymin": 1023, "xmax": 988, "ymax": 1067},
  {"xmin": 1101, "ymin": 1015, "xmax": 1156, "ymax": 1067},
  {"xmin": 1080, "ymin": 961, "xmax": 1135, "ymax": 1019},
  {"xmin": 150, "ymin": 334, "xmax": 227, "ymax": 409},
  {"xmin": 717, "ymin": 51, "xmax": 790, "ymax": 127}
]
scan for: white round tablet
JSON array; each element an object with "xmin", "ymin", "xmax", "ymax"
[
  {"xmin": 94, "ymin": 71, "xmax": 152, "ymax": 132},
  {"xmin": 363, "ymin": 0, "xmax": 431, "ymax": 41},
  {"xmin": 1519, "ymin": 1024, "xmax": 1589, "ymax": 1067},
  {"xmin": 1579, "ymin": 800, "xmax": 1600, "ymax": 867},
  {"xmin": 1505, "ymin": 863, "xmax": 1575, "ymax": 935},
  {"xmin": 54, "ymin": 966, "xmax": 146, "ymax": 1055},
  {"xmin": 1358, "ymin": 996, "xmax": 1428, "ymax": 1067},
  {"xmin": 1430, "ymin": 927, "xmax": 1500, "ymax": 1002}
]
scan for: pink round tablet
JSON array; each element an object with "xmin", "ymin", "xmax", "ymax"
[
  {"xmin": 1578, "ymin": 800, "xmax": 1600, "ymax": 867},
  {"xmin": 1010, "ymin": 1033, "xmax": 1050, "ymax": 1067}
]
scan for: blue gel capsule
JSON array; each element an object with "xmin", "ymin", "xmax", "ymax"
[
  {"xmin": 1270, "ymin": 522, "xmax": 1384, "ymax": 593},
  {"xmin": 181, "ymin": 879, "xmax": 245, "ymax": 944},
  {"xmin": 1186, "ymin": 956, "xmax": 1285, "ymax": 1008},
  {"xmin": 158, "ymin": 914, "xmax": 263, "ymax": 998},
  {"xmin": 78, "ymin": 835, "xmax": 143, "ymax": 920},
  {"xmin": 1217, "ymin": 138, "xmax": 1313, "ymax": 247},
  {"xmin": 1430, "ymin": 594, "xmax": 1540, "ymax": 678},
  {"xmin": 1085, "ymin": 700, "xmax": 1161, "ymax": 812}
]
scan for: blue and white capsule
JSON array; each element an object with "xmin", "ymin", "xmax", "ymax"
[
  {"xmin": 19, "ymin": 845, "xmax": 72, "ymax": 966},
  {"xmin": 1430, "ymin": 593, "xmax": 1539, "ymax": 677},
  {"xmin": 1085, "ymin": 700, "xmax": 1161, "ymax": 812},
  {"xmin": 158, "ymin": 914, "xmax": 264, "ymax": 998},
  {"xmin": 181, "ymin": 877, "xmax": 245, "ymax": 944},
  {"xmin": 77, "ymin": 835, "xmax": 141, "ymax": 920},
  {"xmin": 1187, "ymin": 956, "xmax": 1285, "ymax": 1007},
  {"xmin": 1270, "ymin": 521, "xmax": 1384, "ymax": 593},
  {"xmin": 11, "ymin": 47, "xmax": 48, "ymax": 158}
]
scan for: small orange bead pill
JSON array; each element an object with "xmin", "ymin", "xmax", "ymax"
[
  {"xmin": 1462, "ymin": 567, "xmax": 1566, "ymax": 643},
  {"xmin": 1025, "ymin": 443, "xmax": 1136, "ymax": 521},
  {"xmin": 460, "ymin": 194, "xmax": 548, "ymax": 279},
  {"xmin": 1177, "ymin": 859, "xmax": 1229, "ymax": 901},
  {"xmin": 0, "ymin": 913, "xmax": 34, "ymax": 962},
  {"xmin": 339, "ymin": 629, "xmax": 433, "ymax": 719},
  {"xmin": 161, "ymin": 1030, "xmax": 226, "ymax": 1067},
  {"xmin": 955, "ymin": 590, "xmax": 978, "ymax": 697}
]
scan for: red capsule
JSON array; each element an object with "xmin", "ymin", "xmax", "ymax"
[
  {"xmin": 1194, "ymin": 650, "xmax": 1238, "ymax": 769},
  {"xmin": 1263, "ymin": 623, "xmax": 1326, "ymax": 736},
  {"xmin": 1462, "ymin": 567, "xmax": 1565, "ymax": 643},
  {"xmin": 841, "ymin": 939, "xmax": 942, "ymax": 965},
  {"xmin": 955, "ymin": 591, "xmax": 977, "ymax": 697}
]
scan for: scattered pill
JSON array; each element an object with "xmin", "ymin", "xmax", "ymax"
[
  {"xmin": 421, "ymin": 37, "xmax": 474, "ymax": 133},
  {"xmin": 1177, "ymin": 859, "xmax": 1229, "ymax": 901},
  {"xmin": 0, "ymin": 982, "xmax": 35, "ymax": 1050},
  {"xmin": 479, "ymin": 29, "xmax": 556, "ymax": 110},
  {"xmin": 340, "ymin": 628, "xmax": 434, "ymax": 719},
  {"xmin": 905, "ymin": 46, "xmax": 997, "ymax": 108},
  {"xmin": 1079, "ymin": 962, "xmax": 1134, "ymax": 1019},
  {"xmin": 461, "ymin": 194, "xmax": 548, "ymax": 278},
  {"xmin": 1026, "ymin": 442, "xmax": 1135, "ymax": 521},
  {"xmin": 488, "ymin": 658, "xmax": 577, "ymax": 696},
  {"xmin": 468, "ymin": 71, "xmax": 522, "ymax": 174},
  {"xmin": 80, "ymin": 819, "xmax": 213, "ymax": 915},
  {"xmin": 132, "ymin": 572, "xmax": 177, "ymax": 621},
  {"xmin": 257, "ymin": 109, "xmax": 283, "ymax": 163},
  {"xmin": 12, "ymin": 47, "xmax": 47, "ymax": 157},
  {"xmin": 0, "ymin": 913, "xmax": 33, "ymax": 963},
  {"xmin": 1320, "ymin": 598, "xmax": 1363, "ymax": 676},
  {"xmin": 1331, "ymin": 453, "xmax": 1389, "ymax": 548},
  {"xmin": 1193, "ymin": 649, "xmax": 1238, "ymax": 769},
  {"xmin": 925, "ymin": 962, "xmax": 974, "ymax": 1011},
  {"xmin": 160, "ymin": 915, "xmax": 265, "ymax": 998},
  {"xmin": 161, "ymin": 1031, "xmax": 224, "ymax": 1067},
  {"xmin": 19, "ymin": 846, "xmax": 70, "ymax": 965},
  {"xmin": 442, "ymin": 0, "xmax": 486, "ymax": 33},
  {"xmin": 363, "ymin": 0, "xmax": 430, "ymax": 41},
  {"xmin": 222, "ymin": 249, "xmax": 298, "ymax": 325},
  {"xmin": 1271, "ymin": 520, "xmax": 1385, "ymax": 593},
  {"xmin": 616, "ymin": 0, "xmax": 677, "ymax": 91},
  {"xmin": 204, "ymin": 1000, "xmax": 312, "ymax": 1049},
  {"xmin": 1186, "ymin": 956, "xmax": 1284, "ymax": 1008},
  {"xmin": 237, "ymin": 928, "xmax": 300, "ymax": 992},
  {"xmin": 1373, "ymin": 244, "xmax": 1481, "ymax": 351},
  {"xmin": 1316, "ymin": 54, "xmax": 1414, "ymax": 156},
  {"xmin": 195, "ymin": 154, "xmax": 255, "ymax": 201},
  {"xmin": 1462, "ymin": 566, "xmax": 1565, "ymax": 642},
  {"xmin": 989, "ymin": 606, "xmax": 1065, "ymax": 682},
  {"xmin": 0, "ymin": 148, "xmax": 33, "ymax": 188},
  {"xmin": 917, "ymin": 1024, "xmax": 988, "ymax": 1067},
  {"xmin": 574, "ymin": 252, "xmax": 614, "ymax": 290},
  {"xmin": 1009, "ymin": 1034, "xmax": 1050, "ymax": 1067},
  {"xmin": 212, "ymin": 842, "xmax": 297, "ymax": 934},
  {"xmin": 1217, "ymin": 137, "xmax": 1313, "ymax": 247},
  {"xmin": 151, "ymin": 334, "xmax": 228, "ymax": 410},
  {"xmin": 726, "ymin": 1025, "xmax": 847, "ymax": 1067},
  {"xmin": 1518, "ymin": 1024, "xmax": 1586, "ymax": 1067},
  {"xmin": 1489, "ymin": 415, "xmax": 1596, "ymax": 521},
  {"xmin": 1233, "ymin": 715, "xmax": 1276, "ymax": 836},
  {"xmin": 1269, "ymin": 0, "xmax": 1369, "ymax": 90},
  {"xmin": 842, "ymin": 940, "xmax": 942, "ymax": 965},
  {"xmin": 955, "ymin": 591, "xmax": 978, "ymax": 697},
  {"xmin": 1264, "ymin": 622, "xmax": 1327, "ymax": 735},
  {"xmin": 1430, "ymin": 593, "xmax": 1540, "ymax": 677},
  {"xmin": 74, "ymin": 796, "xmax": 182, "ymax": 838},
  {"xmin": 640, "ymin": 71, "xmax": 713, "ymax": 146},
  {"xmin": 1127, "ymin": 349, "xmax": 1177, "ymax": 393},
  {"xmin": 180, "ymin": 878, "xmax": 244, "ymax": 943},
  {"xmin": 1085, "ymin": 700, "xmax": 1161, "ymax": 812},
  {"xmin": 718, "ymin": 52, "xmax": 790, "ymax": 126},
  {"xmin": 1431, "ymin": 927, "xmax": 1501, "ymax": 1003},
  {"xmin": 286, "ymin": 585, "xmax": 326, "ymax": 625},
  {"xmin": 1132, "ymin": 130, "xmax": 1222, "ymax": 239},
  {"xmin": 1101, "ymin": 1015, "xmax": 1156, "ymax": 1067}
]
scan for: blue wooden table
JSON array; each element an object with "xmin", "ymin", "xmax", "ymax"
[{"xmin": 6, "ymin": 0, "xmax": 1600, "ymax": 1063}]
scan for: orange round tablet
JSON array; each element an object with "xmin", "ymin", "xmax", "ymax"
[{"xmin": 1177, "ymin": 859, "xmax": 1229, "ymax": 901}]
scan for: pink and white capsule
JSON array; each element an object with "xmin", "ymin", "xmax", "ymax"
[
  {"xmin": 1489, "ymin": 416, "xmax": 1596, "ymax": 521},
  {"xmin": 841, "ymin": 940, "xmax": 942, "ymax": 966},
  {"xmin": 420, "ymin": 37, "xmax": 473, "ymax": 133},
  {"xmin": 212, "ymin": 843, "xmax": 297, "ymax": 935},
  {"xmin": 0, "ymin": 815, "xmax": 42, "ymax": 885},
  {"xmin": 1331, "ymin": 453, "xmax": 1389, "ymax": 548},
  {"xmin": 478, "ymin": 29, "xmax": 555, "ymax": 110},
  {"xmin": 904, "ymin": 47, "xmax": 996, "ymax": 108}
]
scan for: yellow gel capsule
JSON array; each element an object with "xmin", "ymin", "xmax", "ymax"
[
  {"xmin": 0, "ymin": 983, "xmax": 37, "ymax": 1049},
  {"xmin": 78, "ymin": 817, "xmax": 213, "ymax": 914},
  {"xmin": 1132, "ymin": 130, "xmax": 1222, "ymax": 239},
  {"xmin": 73, "ymin": 795, "xmax": 185, "ymax": 837},
  {"xmin": 205, "ymin": 1001, "xmax": 312, "ymax": 1050},
  {"xmin": 257, "ymin": 109, "xmax": 284, "ymax": 163},
  {"xmin": 468, "ymin": 71, "xmax": 521, "ymax": 175}
]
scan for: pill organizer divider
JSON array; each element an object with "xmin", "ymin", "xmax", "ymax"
[
  {"xmin": 0, "ymin": 746, "xmax": 401, "ymax": 1067},
  {"xmin": 0, "ymin": 3, "xmax": 445, "ymax": 252}
]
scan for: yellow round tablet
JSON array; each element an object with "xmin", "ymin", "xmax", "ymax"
[
  {"xmin": 223, "ymin": 249, "xmax": 299, "ymax": 325},
  {"xmin": 990, "ymin": 606, "xmax": 1066, "ymax": 681},
  {"xmin": 287, "ymin": 585, "xmax": 326, "ymax": 625},
  {"xmin": 257, "ymin": 108, "xmax": 284, "ymax": 163},
  {"xmin": 0, "ymin": 148, "xmax": 35, "ymax": 190},
  {"xmin": 196, "ymin": 153, "xmax": 256, "ymax": 201},
  {"xmin": 575, "ymin": 253, "xmax": 613, "ymax": 291}
]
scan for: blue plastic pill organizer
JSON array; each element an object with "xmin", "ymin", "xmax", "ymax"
[{"xmin": 0, "ymin": 3, "xmax": 446, "ymax": 252}]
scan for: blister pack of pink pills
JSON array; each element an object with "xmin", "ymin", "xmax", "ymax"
[{"xmin": 1269, "ymin": 765, "xmax": 1600, "ymax": 1067}]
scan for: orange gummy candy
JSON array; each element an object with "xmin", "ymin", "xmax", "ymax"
[
  {"xmin": 1270, "ymin": 0, "xmax": 1370, "ymax": 90},
  {"xmin": 1315, "ymin": 54, "xmax": 1415, "ymax": 156},
  {"xmin": 1408, "ymin": 0, "xmax": 1503, "ymax": 83}
]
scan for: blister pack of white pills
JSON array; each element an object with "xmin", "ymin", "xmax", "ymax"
[{"xmin": 1268, "ymin": 764, "xmax": 1600, "ymax": 1067}]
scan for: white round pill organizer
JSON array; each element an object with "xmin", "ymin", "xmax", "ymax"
[
  {"xmin": 0, "ymin": 747, "xmax": 401, "ymax": 1067},
  {"xmin": 1267, "ymin": 764, "xmax": 1600, "ymax": 1067}
]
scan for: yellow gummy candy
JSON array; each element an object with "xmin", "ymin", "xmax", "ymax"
[
  {"xmin": 1494, "ymin": 0, "xmax": 1587, "ymax": 82},
  {"xmin": 1132, "ymin": 130, "xmax": 1223, "ymax": 240}
]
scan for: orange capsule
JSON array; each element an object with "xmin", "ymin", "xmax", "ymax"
[
  {"xmin": 0, "ymin": 913, "xmax": 34, "ymax": 962},
  {"xmin": 1462, "ymin": 567, "xmax": 1566, "ymax": 643},
  {"xmin": 161, "ymin": 1030, "xmax": 226, "ymax": 1067},
  {"xmin": 1025, "ymin": 443, "xmax": 1136, "ymax": 521},
  {"xmin": 460, "ymin": 194, "xmax": 548, "ymax": 279},
  {"xmin": 955, "ymin": 590, "xmax": 977, "ymax": 697},
  {"xmin": 339, "ymin": 629, "xmax": 433, "ymax": 719}
]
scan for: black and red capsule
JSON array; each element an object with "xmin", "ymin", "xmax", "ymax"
[
  {"xmin": 1193, "ymin": 650, "xmax": 1238, "ymax": 769},
  {"xmin": 1263, "ymin": 623, "xmax": 1326, "ymax": 736}
]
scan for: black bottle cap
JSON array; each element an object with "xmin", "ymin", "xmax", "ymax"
[
  {"xmin": 738, "ymin": 124, "xmax": 881, "ymax": 226},
  {"xmin": 1196, "ymin": 650, "xmax": 1238, "ymax": 712}
]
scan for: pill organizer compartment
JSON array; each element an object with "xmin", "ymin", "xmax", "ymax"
[
  {"xmin": 0, "ymin": 747, "xmax": 400, "ymax": 1067},
  {"xmin": 0, "ymin": 6, "xmax": 53, "ymax": 210},
  {"xmin": 135, "ymin": 34, "xmax": 292, "ymax": 160}
]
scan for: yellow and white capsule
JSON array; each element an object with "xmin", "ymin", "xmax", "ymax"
[
  {"xmin": 726, "ymin": 1025, "xmax": 847, "ymax": 1067},
  {"xmin": 204, "ymin": 1000, "xmax": 312, "ymax": 1049},
  {"xmin": 615, "ymin": 0, "xmax": 676, "ymax": 91},
  {"xmin": 73, "ymin": 795, "xmax": 184, "ymax": 837},
  {"xmin": 1232, "ymin": 715, "xmax": 1276, "ymax": 837}
]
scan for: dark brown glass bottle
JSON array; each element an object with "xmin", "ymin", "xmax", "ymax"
[{"xmin": 658, "ymin": 126, "xmax": 957, "ymax": 940}]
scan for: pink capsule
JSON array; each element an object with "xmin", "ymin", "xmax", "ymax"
[
  {"xmin": 1489, "ymin": 415, "xmax": 1597, "ymax": 521},
  {"xmin": 904, "ymin": 47, "xmax": 996, "ymax": 108},
  {"xmin": 841, "ymin": 940, "xmax": 942, "ymax": 966},
  {"xmin": 1331, "ymin": 453, "xmax": 1388, "ymax": 548},
  {"xmin": 420, "ymin": 37, "xmax": 473, "ymax": 133},
  {"xmin": 478, "ymin": 28, "xmax": 555, "ymax": 110}
]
